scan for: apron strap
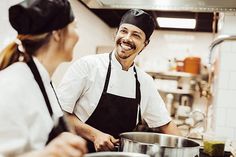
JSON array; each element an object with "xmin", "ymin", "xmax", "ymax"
[
  {"xmin": 134, "ymin": 67, "xmax": 142, "ymax": 125},
  {"xmin": 102, "ymin": 53, "xmax": 112, "ymax": 93},
  {"xmin": 26, "ymin": 56, "xmax": 53, "ymax": 117}
]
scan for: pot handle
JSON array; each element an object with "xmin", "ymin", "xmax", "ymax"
[
  {"xmin": 112, "ymin": 145, "xmax": 119, "ymax": 152},
  {"xmin": 147, "ymin": 144, "xmax": 160, "ymax": 157}
]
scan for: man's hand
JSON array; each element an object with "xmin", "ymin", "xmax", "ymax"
[{"xmin": 93, "ymin": 132, "xmax": 119, "ymax": 151}]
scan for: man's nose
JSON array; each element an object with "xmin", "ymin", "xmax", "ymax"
[{"xmin": 123, "ymin": 33, "xmax": 132, "ymax": 42}]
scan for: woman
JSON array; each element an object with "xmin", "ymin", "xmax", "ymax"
[{"xmin": 0, "ymin": 0, "xmax": 87, "ymax": 156}]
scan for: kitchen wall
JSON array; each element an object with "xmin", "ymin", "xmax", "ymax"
[
  {"xmin": 210, "ymin": 13, "xmax": 236, "ymax": 141},
  {"xmin": 53, "ymin": 0, "xmax": 114, "ymax": 85},
  {"xmin": 135, "ymin": 30, "xmax": 214, "ymax": 72}
]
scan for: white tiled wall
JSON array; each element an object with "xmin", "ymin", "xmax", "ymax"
[{"xmin": 211, "ymin": 13, "xmax": 236, "ymax": 141}]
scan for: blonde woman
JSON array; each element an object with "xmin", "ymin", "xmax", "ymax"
[{"xmin": 0, "ymin": 0, "xmax": 87, "ymax": 156}]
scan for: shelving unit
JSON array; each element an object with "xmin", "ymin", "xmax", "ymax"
[
  {"xmin": 146, "ymin": 71, "xmax": 199, "ymax": 95},
  {"xmin": 157, "ymin": 87, "xmax": 195, "ymax": 95}
]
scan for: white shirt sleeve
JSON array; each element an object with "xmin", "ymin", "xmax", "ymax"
[
  {"xmin": 0, "ymin": 93, "xmax": 28, "ymax": 156},
  {"xmin": 57, "ymin": 58, "xmax": 89, "ymax": 113},
  {"xmin": 142, "ymin": 77, "xmax": 172, "ymax": 128}
]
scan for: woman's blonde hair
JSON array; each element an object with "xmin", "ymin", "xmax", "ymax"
[
  {"xmin": 0, "ymin": 33, "xmax": 51, "ymax": 70},
  {"xmin": 0, "ymin": 24, "xmax": 70, "ymax": 71}
]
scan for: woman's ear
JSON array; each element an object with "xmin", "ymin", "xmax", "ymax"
[{"xmin": 52, "ymin": 30, "xmax": 60, "ymax": 42}]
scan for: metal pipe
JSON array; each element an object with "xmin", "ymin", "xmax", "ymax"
[{"xmin": 209, "ymin": 35, "xmax": 236, "ymax": 63}]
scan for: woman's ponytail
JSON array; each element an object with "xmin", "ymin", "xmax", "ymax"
[{"xmin": 0, "ymin": 42, "xmax": 19, "ymax": 70}]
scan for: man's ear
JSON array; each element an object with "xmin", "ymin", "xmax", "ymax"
[
  {"xmin": 113, "ymin": 28, "xmax": 119, "ymax": 41},
  {"xmin": 52, "ymin": 30, "xmax": 60, "ymax": 42},
  {"xmin": 144, "ymin": 39, "xmax": 150, "ymax": 47},
  {"xmin": 138, "ymin": 40, "xmax": 150, "ymax": 55}
]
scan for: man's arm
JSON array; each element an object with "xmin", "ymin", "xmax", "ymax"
[
  {"xmin": 66, "ymin": 113, "xmax": 119, "ymax": 151},
  {"xmin": 159, "ymin": 121, "xmax": 182, "ymax": 136}
]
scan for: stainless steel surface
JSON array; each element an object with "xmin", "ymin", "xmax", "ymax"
[
  {"xmin": 120, "ymin": 132, "xmax": 200, "ymax": 157},
  {"xmin": 79, "ymin": 0, "xmax": 236, "ymax": 12},
  {"xmin": 209, "ymin": 35, "xmax": 236, "ymax": 63},
  {"xmin": 85, "ymin": 152, "xmax": 150, "ymax": 157}
]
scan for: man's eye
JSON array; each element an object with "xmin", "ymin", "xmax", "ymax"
[
  {"xmin": 133, "ymin": 34, "xmax": 141, "ymax": 39},
  {"xmin": 120, "ymin": 29, "xmax": 127, "ymax": 33}
]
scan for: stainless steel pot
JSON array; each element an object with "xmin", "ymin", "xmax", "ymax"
[
  {"xmin": 120, "ymin": 132, "xmax": 200, "ymax": 157},
  {"xmin": 85, "ymin": 152, "xmax": 150, "ymax": 157}
]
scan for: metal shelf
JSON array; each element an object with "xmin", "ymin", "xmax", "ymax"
[
  {"xmin": 157, "ymin": 87, "xmax": 195, "ymax": 95},
  {"xmin": 147, "ymin": 71, "xmax": 199, "ymax": 80}
]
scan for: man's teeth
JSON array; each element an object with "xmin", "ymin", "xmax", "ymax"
[{"xmin": 120, "ymin": 43, "xmax": 132, "ymax": 51}]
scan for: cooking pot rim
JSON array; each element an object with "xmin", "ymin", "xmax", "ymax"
[
  {"xmin": 85, "ymin": 152, "xmax": 150, "ymax": 157},
  {"xmin": 120, "ymin": 136, "xmax": 160, "ymax": 147},
  {"xmin": 119, "ymin": 132, "xmax": 200, "ymax": 148}
]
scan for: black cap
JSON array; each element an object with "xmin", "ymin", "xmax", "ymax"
[
  {"xmin": 120, "ymin": 9, "xmax": 155, "ymax": 40},
  {"xmin": 9, "ymin": 0, "xmax": 75, "ymax": 35}
]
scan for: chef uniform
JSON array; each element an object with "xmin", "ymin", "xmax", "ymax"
[
  {"xmin": 0, "ymin": 0, "xmax": 74, "ymax": 156},
  {"xmin": 58, "ymin": 9, "xmax": 171, "ymax": 152}
]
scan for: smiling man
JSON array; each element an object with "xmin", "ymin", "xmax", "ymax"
[{"xmin": 58, "ymin": 9, "xmax": 181, "ymax": 153}]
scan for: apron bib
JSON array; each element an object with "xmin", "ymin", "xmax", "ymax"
[{"xmin": 85, "ymin": 53, "xmax": 141, "ymax": 152}]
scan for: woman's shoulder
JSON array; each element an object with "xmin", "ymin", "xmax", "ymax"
[
  {"xmin": 0, "ymin": 62, "xmax": 33, "ymax": 86},
  {"xmin": 72, "ymin": 53, "xmax": 109, "ymax": 69}
]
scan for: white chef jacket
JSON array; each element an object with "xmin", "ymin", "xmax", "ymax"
[
  {"xmin": 58, "ymin": 52, "xmax": 171, "ymax": 128},
  {"xmin": 0, "ymin": 58, "xmax": 63, "ymax": 157}
]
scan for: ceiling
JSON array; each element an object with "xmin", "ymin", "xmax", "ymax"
[
  {"xmin": 91, "ymin": 9, "xmax": 216, "ymax": 32},
  {"xmin": 77, "ymin": 0, "xmax": 225, "ymax": 32},
  {"xmin": 77, "ymin": 0, "xmax": 236, "ymax": 33},
  {"xmin": 78, "ymin": 0, "xmax": 236, "ymax": 12}
]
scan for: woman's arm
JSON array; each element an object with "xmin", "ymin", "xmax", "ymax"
[{"xmin": 18, "ymin": 132, "xmax": 87, "ymax": 157}]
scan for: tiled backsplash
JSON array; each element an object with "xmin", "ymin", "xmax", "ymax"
[{"xmin": 211, "ymin": 13, "xmax": 236, "ymax": 141}]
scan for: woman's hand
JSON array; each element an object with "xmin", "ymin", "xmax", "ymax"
[
  {"xmin": 93, "ymin": 132, "xmax": 119, "ymax": 152},
  {"xmin": 45, "ymin": 132, "xmax": 87, "ymax": 157}
]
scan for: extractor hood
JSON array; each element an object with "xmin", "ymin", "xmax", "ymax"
[{"xmin": 79, "ymin": 0, "xmax": 236, "ymax": 12}]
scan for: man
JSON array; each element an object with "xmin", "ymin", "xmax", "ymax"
[{"xmin": 58, "ymin": 9, "xmax": 181, "ymax": 153}]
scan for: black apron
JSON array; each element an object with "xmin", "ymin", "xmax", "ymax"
[
  {"xmin": 26, "ymin": 57, "xmax": 69, "ymax": 145},
  {"xmin": 85, "ymin": 53, "xmax": 142, "ymax": 152}
]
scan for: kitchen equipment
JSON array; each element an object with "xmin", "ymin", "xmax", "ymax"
[
  {"xmin": 184, "ymin": 57, "xmax": 201, "ymax": 74},
  {"xmin": 120, "ymin": 132, "xmax": 200, "ymax": 157},
  {"xmin": 203, "ymin": 133, "xmax": 226, "ymax": 156},
  {"xmin": 176, "ymin": 94, "xmax": 192, "ymax": 119},
  {"xmin": 85, "ymin": 152, "xmax": 150, "ymax": 157}
]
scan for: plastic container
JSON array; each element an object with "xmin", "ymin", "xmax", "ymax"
[
  {"xmin": 183, "ymin": 57, "xmax": 201, "ymax": 74},
  {"xmin": 203, "ymin": 133, "xmax": 225, "ymax": 156}
]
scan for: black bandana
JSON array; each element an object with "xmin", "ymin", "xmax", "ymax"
[
  {"xmin": 9, "ymin": 0, "xmax": 74, "ymax": 35},
  {"xmin": 120, "ymin": 9, "xmax": 155, "ymax": 40}
]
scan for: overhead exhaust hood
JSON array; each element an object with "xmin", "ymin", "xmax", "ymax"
[{"xmin": 79, "ymin": 0, "xmax": 236, "ymax": 12}]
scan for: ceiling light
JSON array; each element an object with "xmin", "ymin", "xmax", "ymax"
[{"xmin": 156, "ymin": 17, "xmax": 196, "ymax": 29}]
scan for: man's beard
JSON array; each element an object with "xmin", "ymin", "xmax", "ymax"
[{"xmin": 116, "ymin": 38, "xmax": 136, "ymax": 59}]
